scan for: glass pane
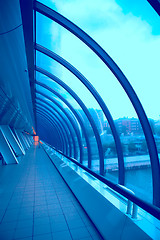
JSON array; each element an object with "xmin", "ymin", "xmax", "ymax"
[
  {"xmin": 36, "ymin": 86, "xmax": 83, "ymax": 161},
  {"xmin": 36, "ymin": 4, "xmax": 160, "ymax": 203},
  {"xmin": 36, "ymin": 58, "xmax": 118, "ymax": 179},
  {"xmin": 36, "ymin": 96, "xmax": 79, "ymax": 158},
  {"xmin": 36, "ymin": 75, "xmax": 100, "ymax": 171}
]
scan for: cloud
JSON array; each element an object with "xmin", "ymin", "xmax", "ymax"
[{"xmin": 51, "ymin": 0, "xmax": 160, "ymax": 119}]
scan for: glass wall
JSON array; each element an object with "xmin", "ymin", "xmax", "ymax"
[{"xmin": 35, "ymin": 1, "xmax": 160, "ymax": 205}]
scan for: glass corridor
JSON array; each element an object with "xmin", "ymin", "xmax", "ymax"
[
  {"xmin": 34, "ymin": 0, "xmax": 160, "ymax": 208},
  {"xmin": 0, "ymin": 0, "xmax": 160, "ymax": 239}
]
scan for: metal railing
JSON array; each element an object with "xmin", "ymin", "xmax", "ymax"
[{"xmin": 43, "ymin": 142, "xmax": 160, "ymax": 221}]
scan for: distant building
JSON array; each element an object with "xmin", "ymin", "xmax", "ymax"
[
  {"xmin": 104, "ymin": 118, "xmax": 143, "ymax": 135},
  {"xmin": 115, "ymin": 118, "xmax": 142, "ymax": 135}
]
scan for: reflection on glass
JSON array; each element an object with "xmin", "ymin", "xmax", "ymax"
[
  {"xmin": 35, "ymin": 2, "xmax": 160, "ymax": 204},
  {"xmin": 36, "ymin": 96, "xmax": 79, "ymax": 159},
  {"xmin": 36, "ymin": 86, "xmax": 84, "ymax": 161}
]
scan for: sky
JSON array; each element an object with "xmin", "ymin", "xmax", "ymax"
[{"xmin": 37, "ymin": 0, "xmax": 160, "ymax": 120}]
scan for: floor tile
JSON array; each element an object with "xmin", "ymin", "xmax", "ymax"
[
  {"xmin": 0, "ymin": 221, "xmax": 17, "ymax": 231},
  {"xmin": 52, "ymin": 230, "xmax": 72, "ymax": 240},
  {"xmin": 2, "ymin": 213, "xmax": 19, "ymax": 223},
  {"xmin": 50, "ymin": 217, "xmax": 68, "ymax": 232},
  {"xmin": 21, "ymin": 202, "xmax": 34, "ymax": 208},
  {"xmin": 67, "ymin": 218, "xmax": 86, "ymax": 229},
  {"xmin": 33, "ymin": 233, "xmax": 52, "ymax": 240},
  {"xmin": 16, "ymin": 219, "xmax": 33, "ymax": 229},
  {"xmin": 33, "ymin": 223, "xmax": 51, "ymax": 236},
  {"xmin": 17, "ymin": 238, "xmax": 32, "ymax": 240},
  {"xmin": 48, "ymin": 207, "xmax": 63, "ymax": 216},
  {"xmin": 18, "ymin": 212, "xmax": 33, "ymax": 221},
  {"xmin": 14, "ymin": 226, "xmax": 33, "ymax": 239},
  {"xmin": 0, "ymin": 229, "xmax": 15, "ymax": 240},
  {"xmin": 70, "ymin": 227, "xmax": 91, "ymax": 240},
  {"xmin": 34, "ymin": 205, "xmax": 48, "ymax": 211},
  {"xmin": 34, "ymin": 216, "xmax": 50, "ymax": 226},
  {"xmin": 0, "ymin": 145, "xmax": 102, "ymax": 240}
]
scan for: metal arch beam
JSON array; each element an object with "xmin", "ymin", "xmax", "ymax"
[
  {"xmin": 36, "ymin": 97, "xmax": 76, "ymax": 159},
  {"xmin": 36, "ymin": 91, "xmax": 80, "ymax": 161},
  {"xmin": 36, "ymin": 115, "xmax": 60, "ymax": 149},
  {"xmin": 36, "ymin": 84, "xmax": 90, "ymax": 166},
  {"xmin": 36, "ymin": 67, "xmax": 104, "ymax": 174},
  {"xmin": 147, "ymin": 0, "xmax": 160, "ymax": 16},
  {"xmin": 36, "ymin": 105, "xmax": 70, "ymax": 156},
  {"xmin": 36, "ymin": 110, "xmax": 64, "ymax": 151},
  {"xmin": 35, "ymin": 46, "xmax": 124, "ymax": 182},
  {"xmin": 36, "ymin": 110, "xmax": 65, "ymax": 152},
  {"xmin": 37, "ymin": 121, "xmax": 61, "ymax": 150},
  {"xmin": 36, "ymin": 102, "xmax": 72, "ymax": 157},
  {"xmin": 35, "ymin": 13, "xmax": 124, "ymax": 183},
  {"xmin": 36, "ymin": 103, "xmax": 72, "ymax": 157},
  {"xmin": 36, "ymin": 84, "xmax": 88, "ymax": 164},
  {"xmin": 34, "ymin": 3, "xmax": 160, "ymax": 206},
  {"xmin": 37, "ymin": 118, "xmax": 62, "ymax": 150},
  {"xmin": 36, "ymin": 90, "xmax": 81, "ymax": 161},
  {"xmin": 36, "ymin": 113, "xmax": 63, "ymax": 150},
  {"xmin": 36, "ymin": 113, "xmax": 62, "ymax": 150},
  {"xmin": 36, "ymin": 104, "xmax": 71, "ymax": 157},
  {"xmin": 36, "ymin": 98, "xmax": 76, "ymax": 158},
  {"xmin": 36, "ymin": 107, "xmax": 69, "ymax": 155}
]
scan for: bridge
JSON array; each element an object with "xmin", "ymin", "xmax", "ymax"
[{"xmin": 0, "ymin": 0, "xmax": 160, "ymax": 239}]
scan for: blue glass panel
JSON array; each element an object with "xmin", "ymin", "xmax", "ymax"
[{"xmin": 36, "ymin": 6, "xmax": 160, "ymax": 203}]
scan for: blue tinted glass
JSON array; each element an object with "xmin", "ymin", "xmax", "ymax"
[{"xmin": 36, "ymin": 2, "xmax": 160, "ymax": 202}]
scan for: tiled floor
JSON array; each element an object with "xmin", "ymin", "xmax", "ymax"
[{"xmin": 0, "ymin": 143, "xmax": 103, "ymax": 240}]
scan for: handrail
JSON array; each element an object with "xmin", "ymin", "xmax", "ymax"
[
  {"xmin": 119, "ymin": 185, "xmax": 138, "ymax": 219},
  {"xmin": 44, "ymin": 142, "xmax": 160, "ymax": 221}
]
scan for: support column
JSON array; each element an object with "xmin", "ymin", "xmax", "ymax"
[
  {"xmin": 13, "ymin": 129, "xmax": 26, "ymax": 154},
  {"xmin": 0, "ymin": 126, "xmax": 25, "ymax": 156},
  {"xmin": 26, "ymin": 135, "xmax": 32, "ymax": 145},
  {"xmin": 15, "ymin": 130, "xmax": 28, "ymax": 150},
  {"xmin": 28, "ymin": 135, "xmax": 33, "ymax": 145},
  {"xmin": 0, "ymin": 127, "xmax": 18, "ymax": 164},
  {"xmin": 22, "ymin": 133, "xmax": 31, "ymax": 148}
]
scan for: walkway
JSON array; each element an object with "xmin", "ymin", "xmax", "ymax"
[{"xmin": 0, "ymin": 143, "xmax": 103, "ymax": 240}]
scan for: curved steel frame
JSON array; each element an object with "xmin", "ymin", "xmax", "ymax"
[
  {"xmin": 36, "ymin": 91, "xmax": 80, "ymax": 160},
  {"xmin": 36, "ymin": 104, "xmax": 71, "ymax": 155},
  {"xmin": 37, "ymin": 117, "xmax": 63, "ymax": 150},
  {"xmin": 36, "ymin": 97, "xmax": 76, "ymax": 158},
  {"xmin": 37, "ymin": 121, "xmax": 60, "ymax": 148},
  {"xmin": 35, "ymin": 32, "xmax": 124, "ymax": 183},
  {"xmin": 36, "ymin": 82, "xmax": 92, "ymax": 166},
  {"xmin": 35, "ymin": 2, "xmax": 160, "ymax": 205},
  {"xmin": 36, "ymin": 119, "xmax": 61, "ymax": 149},
  {"xmin": 36, "ymin": 107, "xmax": 69, "ymax": 155},
  {"xmin": 36, "ymin": 109, "xmax": 67, "ymax": 153},
  {"xmin": 36, "ymin": 67, "xmax": 105, "ymax": 174},
  {"xmin": 37, "ymin": 115, "xmax": 62, "ymax": 150},
  {"xmin": 36, "ymin": 102, "xmax": 73, "ymax": 157},
  {"xmin": 36, "ymin": 45, "xmax": 124, "ymax": 182},
  {"xmin": 37, "ymin": 114, "xmax": 63, "ymax": 151},
  {"xmin": 36, "ymin": 90, "xmax": 82, "ymax": 161},
  {"xmin": 36, "ymin": 113, "xmax": 63, "ymax": 150}
]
